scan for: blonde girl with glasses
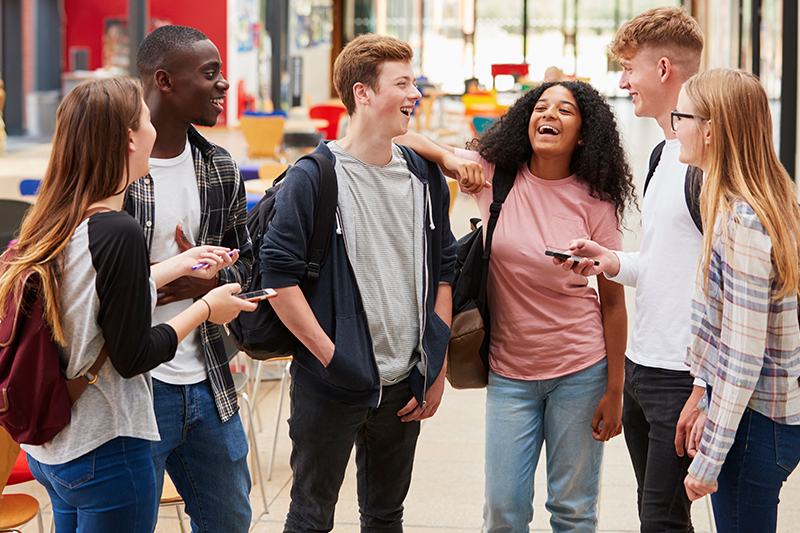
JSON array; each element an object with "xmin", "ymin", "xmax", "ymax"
[{"xmin": 675, "ymin": 68, "xmax": 800, "ymax": 533}]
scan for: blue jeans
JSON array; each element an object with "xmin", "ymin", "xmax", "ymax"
[
  {"xmin": 150, "ymin": 379, "xmax": 251, "ymax": 533},
  {"xmin": 27, "ymin": 437, "xmax": 157, "ymax": 532},
  {"xmin": 710, "ymin": 408, "xmax": 800, "ymax": 533},
  {"xmin": 284, "ymin": 379, "xmax": 421, "ymax": 533},
  {"xmin": 622, "ymin": 358, "xmax": 695, "ymax": 532},
  {"xmin": 484, "ymin": 359, "xmax": 607, "ymax": 533}
]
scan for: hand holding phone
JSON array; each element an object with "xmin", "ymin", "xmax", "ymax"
[
  {"xmin": 545, "ymin": 250, "xmax": 600, "ymax": 266},
  {"xmin": 233, "ymin": 288, "xmax": 277, "ymax": 302}
]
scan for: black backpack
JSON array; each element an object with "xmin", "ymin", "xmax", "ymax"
[
  {"xmin": 227, "ymin": 152, "xmax": 337, "ymax": 360},
  {"xmin": 644, "ymin": 140, "xmax": 704, "ymax": 234},
  {"xmin": 447, "ymin": 165, "xmax": 516, "ymax": 388}
]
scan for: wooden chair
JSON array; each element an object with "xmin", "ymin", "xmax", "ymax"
[
  {"xmin": 0, "ymin": 428, "xmax": 43, "ymax": 533},
  {"xmin": 239, "ymin": 116, "xmax": 285, "ymax": 159}
]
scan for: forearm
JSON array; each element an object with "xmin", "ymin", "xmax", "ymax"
[
  {"xmin": 269, "ymin": 285, "xmax": 334, "ymax": 365},
  {"xmin": 602, "ymin": 303, "xmax": 626, "ymax": 394},
  {"xmin": 150, "ymin": 256, "xmax": 185, "ymax": 288},
  {"xmin": 394, "ymin": 133, "xmax": 457, "ymax": 177},
  {"xmin": 434, "ymin": 283, "xmax": 453, "ymax": 327},
  {"xmin": 165, "ymin": 300, "xmax": 213, "ymax": 343}
]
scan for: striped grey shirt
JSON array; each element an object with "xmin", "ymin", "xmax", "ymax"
[{"xmin": 329, "ymin": 142, "xmax": 423, "ymax": 384}]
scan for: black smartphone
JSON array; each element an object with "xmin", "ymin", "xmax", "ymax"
[
  {"xmin": 545, "ymin": 250, "xmax": 600, "ymax": 266},
  {"xmin": 234, "ymin": 288, "xmax": 277, "ymax": 301}
]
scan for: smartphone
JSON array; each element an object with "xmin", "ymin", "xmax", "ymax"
[
  {"xmin": 545, "ymin": 250, "xmax": 600, "ymax": 266},
  {"xmin": 234, "ymin": 288, "xmax": 277, "ymax": 301}
]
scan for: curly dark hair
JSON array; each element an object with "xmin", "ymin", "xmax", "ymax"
[{"xmin": 469, "ymin": 81, "xmax": 636, "ymax": 223}]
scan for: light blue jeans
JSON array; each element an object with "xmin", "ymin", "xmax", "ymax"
[{"xmin": 484, "ymin": 359, "xmax": 607, "ymax": 533}]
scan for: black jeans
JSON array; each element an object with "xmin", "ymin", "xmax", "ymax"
[
  {"xmin": 622, "ymin": 358, "xmax": 695, "ymax": 533},
  {"xmin": 283, "ymin": 378, "xmax": 421, "ymax": 533}
]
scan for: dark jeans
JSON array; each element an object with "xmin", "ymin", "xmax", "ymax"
[
  {"xmin": 284, "ymin": 379, "xmax": 421, "ymax": 533},
  {"xmin": 150, "ymin": 379, "xmax": 252, "ymax": 533},
  {"xmin": 622, "ymin": 358, "xmax": 695, "ymax": 533},
  {"xmin": 28, "ymin": 437, "xmax": 157, "ymax": 533},
  {"xmin": 712, "ymin": 408, "xmax": 800, "ymax": 533}
]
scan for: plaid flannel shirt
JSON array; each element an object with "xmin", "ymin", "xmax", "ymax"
[
  {"xmin": 124, "ymin": 126, "xmax": 253, "ymax": 422},
  {"xmin": 686, "ymin": 199, "xmax": 800, "ymax": 484}
]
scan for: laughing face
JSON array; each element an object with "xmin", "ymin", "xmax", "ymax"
[
  {"xmin": 167, "ymin": 39, "xmax": 229, "ymax": 127},
  {"xmin": 528, "ymin": 84, "xmax": 583, "ymax": 162},
  {"xmin": 618, "ymin": 49, "xmax": 665, "ymax": 120},
  {"xmin": 363, "ymin": 61, "xmax": 421, "ymax": 138}
]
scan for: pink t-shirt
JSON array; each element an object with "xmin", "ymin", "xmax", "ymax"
[{"xmin": 456, "ymin": 149, "xmax": 622, "ymax": 380}]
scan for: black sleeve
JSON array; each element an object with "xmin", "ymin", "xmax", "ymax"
[{"xmin": 87, "ymin": 212, "xmax": 178, "ymax": 378}]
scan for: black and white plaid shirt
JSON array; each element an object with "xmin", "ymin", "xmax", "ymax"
[{"xmin": 124, "ymin": 126, "xmax": 253, "ymax": 422}]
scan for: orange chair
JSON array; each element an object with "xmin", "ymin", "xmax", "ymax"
[{"xmin": 309, "ymin": 104, "xmax": 347, "ymax": 140}]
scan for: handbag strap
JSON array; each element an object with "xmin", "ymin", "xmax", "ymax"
[
  {"xmin": 477, "ymin": 165, "xmax": 517, "ymax": 315},
  {"xmin": 65, "ymin": 346, "xmax": 108, "ymax": 406}
]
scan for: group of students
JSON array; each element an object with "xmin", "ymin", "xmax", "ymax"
[{"xmin": 2, "ymin": 6, "xmax": 800, "ymax": 533}]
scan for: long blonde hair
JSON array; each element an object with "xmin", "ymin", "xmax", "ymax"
[
  {"xmin": 684, "ymin": 69, "xmax": 800, "ymax": 298},
  {"xmin": 0, "ymin": 77, "xmax": 144, "ymax": 344}
]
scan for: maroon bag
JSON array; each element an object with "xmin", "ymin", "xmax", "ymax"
[{"xmin": 0, "ymin": 271, "xmax": 72, "ymax": 445}]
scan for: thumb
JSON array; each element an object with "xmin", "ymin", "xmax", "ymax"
[{"xmin": 175, "ymin": 224, "xmax": 194, "ymax": 252}]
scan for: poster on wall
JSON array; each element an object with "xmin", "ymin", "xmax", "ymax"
[
  {"xmin": 237, "ymin": 0, "xmax": 259, "ymax": 52},
  {"xmin": 292, "ymin": 0, "xmax": 333, "ymax": 49},
  {"xmin": 102, "ymin": 19, "xmax": 130, "ymax": 71}
]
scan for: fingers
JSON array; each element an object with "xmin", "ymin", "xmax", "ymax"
[
  {"xmin": 397, "ymin": 398, "xmax": 419, "ymax": 420},
  {"xmin": 175, "ymin": 224, "xmax": 195, "ymax": 252},
  {"xmin": 675, "ymin": 425, "xmax": 687, "ymax": 457}
]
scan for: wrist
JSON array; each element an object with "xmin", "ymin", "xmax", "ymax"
[{"xmin": 605, "ymin": 250, "xmax": 621, "ymax": 277}]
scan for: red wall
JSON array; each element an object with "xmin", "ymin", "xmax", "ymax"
[{"xmin": 63, "ymin": 0, "xmax": 227, "ymax": 74}]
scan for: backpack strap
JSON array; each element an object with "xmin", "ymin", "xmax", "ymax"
[
  {"xmin": 643, "ymin": 140, "xmax": 665, "ymax": 197},
  {"xmin": 644, "ymin": 140, "xmax": 703, "ymax": 234},
  {"xmin": 684, "ymin": 166, "xmax": 703, "ymax": 234},
  {"xmin": 477, "ymin": 165, "xmax": 517, "ymax": 314},
  {"xmin": 300, "ymin": 152, "xmax": 338, "ymax": 285}
]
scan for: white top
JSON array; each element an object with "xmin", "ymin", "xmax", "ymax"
[
  {"xmin": 329, "ymin": 142, "xmax": 423, "ymax": 385},
  {"xmin": 148, "ymin": 139, "xmax": 207, "ymax": 384},
  {"xmin": 608, "ymin": 139, "xmax": 704, "ymax": 372}
]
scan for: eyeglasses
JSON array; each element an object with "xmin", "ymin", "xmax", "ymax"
[{"xmin": 671, "ymin": 110, "xmax": 707, "ymax": 132}]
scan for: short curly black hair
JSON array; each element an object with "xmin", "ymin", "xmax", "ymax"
[{"xmin": 470, "ymin": 81, "xmax": 636, "ymax": 223}]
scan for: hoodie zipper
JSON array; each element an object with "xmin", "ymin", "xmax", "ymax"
[
  {"xmin": 336, "ymin": 206, "xmax": 383, "ymax": 407},
  {"xmin": 418, "ymin": 182, "xmax": 434, "ymax": 408}
]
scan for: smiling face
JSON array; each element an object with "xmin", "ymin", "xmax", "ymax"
[
  {"xmin": 674, "ymin": 88, "xmax": 710, "ymax": 170},
  {"xmin": 618, "ymin": 48, "xmax": 668, "ymax": 120},
  {"xmin": 360, "ymin": 60, "xmax": 421, "ymax": 138},
  {"xmin": 528, "ymin": 84, "xmax": 583, "ymax": 163},
  {"xmin": 167, "ymin": 39, "xmax": 229, "ymax": 127}
]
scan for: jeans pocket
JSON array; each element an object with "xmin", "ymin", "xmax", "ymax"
[
  {"xmin": 775, "ymin": 421, "xmax": 800, "ymax": 473},
  {"xmin": 50, "ymin": 449, "xmax": 97, "ymax": 489}
]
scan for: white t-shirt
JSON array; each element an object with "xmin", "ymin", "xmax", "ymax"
[
  {"xmin": 148, "ymin": 139, "xmax": 207, "ymax": 384},
  {"xmin": 609, "ymin": 139, "xmax": 703, "ymax": 372}
]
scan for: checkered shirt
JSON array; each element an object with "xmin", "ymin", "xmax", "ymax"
[
  {"xmin": 687, "ymin": 199, "xmax": 800, "ymax": 484},
  {"xmin": 124, "ymin": 126, "xmax": 253, "ymax": 422}
]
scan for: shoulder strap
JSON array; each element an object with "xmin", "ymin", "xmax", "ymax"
[
  {"xmin": 684, "ymin": 166, "xmax": 703, "ymax": 234},
  {"xmin": 477, "ymin": 165, "xmax": 517, "ymax": 313},
  {"xmin": 301, "ymin": 152, "xmax": 338, "ymax": 286},
  {"xmin": 643, "ymin": 140, "xmax": 666, "ymax": 197}
]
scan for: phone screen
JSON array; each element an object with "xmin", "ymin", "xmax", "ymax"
[{"xmin": 234, "ymin": 288, "xmax": 278, "ymax": 301}]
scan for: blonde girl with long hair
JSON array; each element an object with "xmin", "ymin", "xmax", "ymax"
[
  {"xmin": 675, "ymin": 68, "xmax": 800, "ymax": 533},
  {"xmin": 0, "ymin": 77, "xmax": 255, "ymax": 532}
]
